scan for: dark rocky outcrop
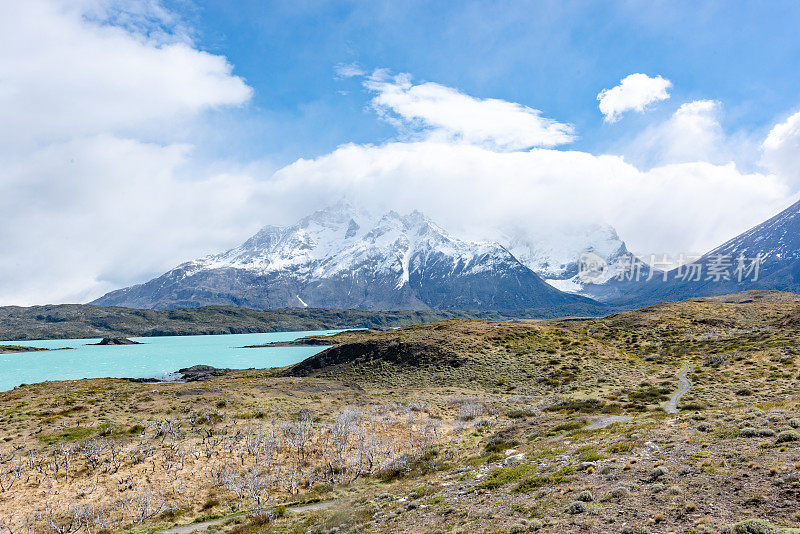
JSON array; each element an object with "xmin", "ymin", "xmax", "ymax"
[
  {"xmin": 282, "ymin": 339, "xmax": 465, "ymax": 377},
  {"xmin": 92, "ymin": 337, "xmax": 141, "ymax": 345},
  {"xmin": 177, "ymin": 365, "xmax": 232, "ymax": 382},
  {"xmin": 0, "ymin": 345, "xmax": 72, "ymax": 354},
  {"xmin": 125, "ymin": 365, "xmax": 233, "ymax": 384}
]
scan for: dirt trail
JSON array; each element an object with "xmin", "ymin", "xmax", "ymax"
[
  {"xmin": 164, "ymin": 519, "xmax": 226, "ymax": 533},
  {"xmin": 585, "ymin": 415, "xmax": 634, "ymax": 430},
  {"xmin": 164, "ymin": 501, "xmax": 336, "ymax": 533},
  {"xmin": 665, "ymin": 361, "xmax": 693, "ymax": 414},
  {"xmin": 559, "ymin": 361, "xmax": 693, "ymax": 437}
]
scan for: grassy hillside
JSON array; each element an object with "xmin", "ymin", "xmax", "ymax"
[{"xmin": 1, "ymin": 291, "xmax": 799, "ymax": 533}]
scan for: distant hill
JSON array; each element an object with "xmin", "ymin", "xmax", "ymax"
[{"xmin": 0, "ymin": 304, "xmax": 472, "ymax": 341}]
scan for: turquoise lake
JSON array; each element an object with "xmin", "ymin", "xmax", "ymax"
[{"xmin": 0, "ymin": 330, "xmax": 340, "ymax": 392}]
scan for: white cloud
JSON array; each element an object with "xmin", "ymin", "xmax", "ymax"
[
  {"xmin": 334, "ymin": 62, "xmax": 366, "ymax": 78},
  {"xmin": 364, "ymin": 72, "xmax": 575, "ymax": 151},
  {"xmin": 667, "ymin": 101, "xmax": 724, "ymax": 155},
  {"xmin": 762, "ymin": 111, "xmax": 800, "ymax": 188},
  {"xmin": 0, "ymin": 0, "xmax": 256, "ymax": 305},
  {"xmin": 597, "ymin": 73, "xmax": 672, "ymax": 122},
  {"xmin": 620, "ymin": 100, "xmax": 739, "ymax": 168},
  {"xmin": 0, "ymin": 0, "xmax": 251, "ymax": 148},
  {"xmin": 0, "ymin": 136, "xmax": 266, "ymax": 305}
]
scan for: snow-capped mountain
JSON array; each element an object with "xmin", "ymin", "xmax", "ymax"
[
  {"xmin": 93, "ymin": 205, "xmax": 602, "ymax": 313},
  {"xmin": 605, "ymin": 197, "xmax": 800, "ymax": 306},
  {"xmin": 497, "ymin": 223, "xmax": 629, "ymax": 294}
]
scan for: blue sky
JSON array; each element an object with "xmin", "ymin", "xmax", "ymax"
[
  {"xmin": 170, "ymin": 0, "xmax": 800, "ymax": 164},
  {"xmin": 3, "ymin": 0, "xmax": 800, "ymax": 305}
]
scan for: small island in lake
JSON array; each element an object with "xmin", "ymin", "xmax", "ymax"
[
  {"xmin": 0, "ymin": 345, "xmax": 49, "ymax": 354},
  {"xmin": 0, "ymin": 345, "xmax": 72, "ymax": 354},
  {"xmin": 240, "ymin": 336, "xmax": 336, "ymax": 348},
  {"xmin": 91, "ymin": 337, "xmax": 142, "ymax": 345}
]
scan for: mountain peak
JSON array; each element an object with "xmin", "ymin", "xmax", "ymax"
[
  {"xmin": 298, "ymin": 201, "xmax": 365, "ymax": 227},
  {"xmin": 92, "ymin": 205, "xmax": 600, "ymax": 313}
]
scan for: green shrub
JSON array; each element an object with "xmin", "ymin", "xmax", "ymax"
[
  {"xmin": 776, "ymin": 430, "xmax": 800, "ymax": 443},
  {"xmin": 608, "ymin": 486, "xmax": 630, "ymax": 499},
  {"xmin": 546, "ymin": 398, "xmax": 607, "ymax": 413},
  {"xmin": 39, "ymin": 426, "xmax": 95, "ymax": 444},
  {"xmin": 512, "ymin": 465, "xmax": 576, "ymax": 493},
  {"xmin": 682, "ymin": 402, "xmax": 708, "ymax": 411},
  {"xmin": 649, "ymin": 466, "xmax": 668, "ymax": 480},
  {"xmin": 202, "ymin": 498, "xmax": 219, "ymax": 511},
  {"xmin": 578, "ymin": 448, "xmax": 605, "ymax": 463},
  {"xmin": 731, "ymin": 517, "xmax": 800, "ymax": 533},
  {"xmin": 484, "ymin": 435, "xmax": 518, "ymax": 453},
  {"xmin": 567, "ymin": 501, "xmax": 586, "ymax": 514},
  {"xmin": 628, "ymin": 386, "xmax": 671, "ymax": 403},
  {"xmin": 377, "ymin": 448, "xmax": 446, "ymax": 481},
  {"xmin": 478, "ymin": 464, "xmax": 536, "ymax": 490},
  {"xmin": 608, "ymin": 441, "xmax": 635, "ymax": 453}
]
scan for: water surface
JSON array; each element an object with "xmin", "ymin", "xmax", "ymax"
[{"xmin": 0, "ymin": 330, "xmax": 338, "ymax": 392}]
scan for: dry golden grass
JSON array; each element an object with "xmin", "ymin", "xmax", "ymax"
[{"xmin": 1, "ymin": 291, "xmax": 799, "ymax": 533}]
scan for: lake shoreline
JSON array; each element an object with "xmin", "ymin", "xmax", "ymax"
[{"xmin": 0, "ymin": 329, "xmax": 338, "ymax": 393}]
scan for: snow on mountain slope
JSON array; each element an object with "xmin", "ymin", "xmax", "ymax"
[
  {"xmin": 184, "ymin": 205, "xmax": 509, "ymax": 285},
  {"xmin": 491, "ymin": 223, "xmax": 629, "ymax": 294},
  {"xmin": 702, "ymin": 198, "xmax": 800, "ymax": 263},
  {"xmin": 93, "ymin": 204, "xmax": 603, "ymax": 313},
  {"xmin": 501, "ymin": 224, "xmax": 625, "ymax": 278}
]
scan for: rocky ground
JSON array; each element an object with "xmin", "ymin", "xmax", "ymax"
[{"xmin": 1, "ymin": 291, "xmax": 799, "ymax": 533}]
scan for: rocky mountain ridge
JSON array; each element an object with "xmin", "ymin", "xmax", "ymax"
[{"xmin": 93, "ymin": 205, "xmax": 603, "ymax": 313}]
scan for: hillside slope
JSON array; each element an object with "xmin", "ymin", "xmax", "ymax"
[{"xmin": 602, "ymin": 199, "xmax": 800, "ymax": 306}]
